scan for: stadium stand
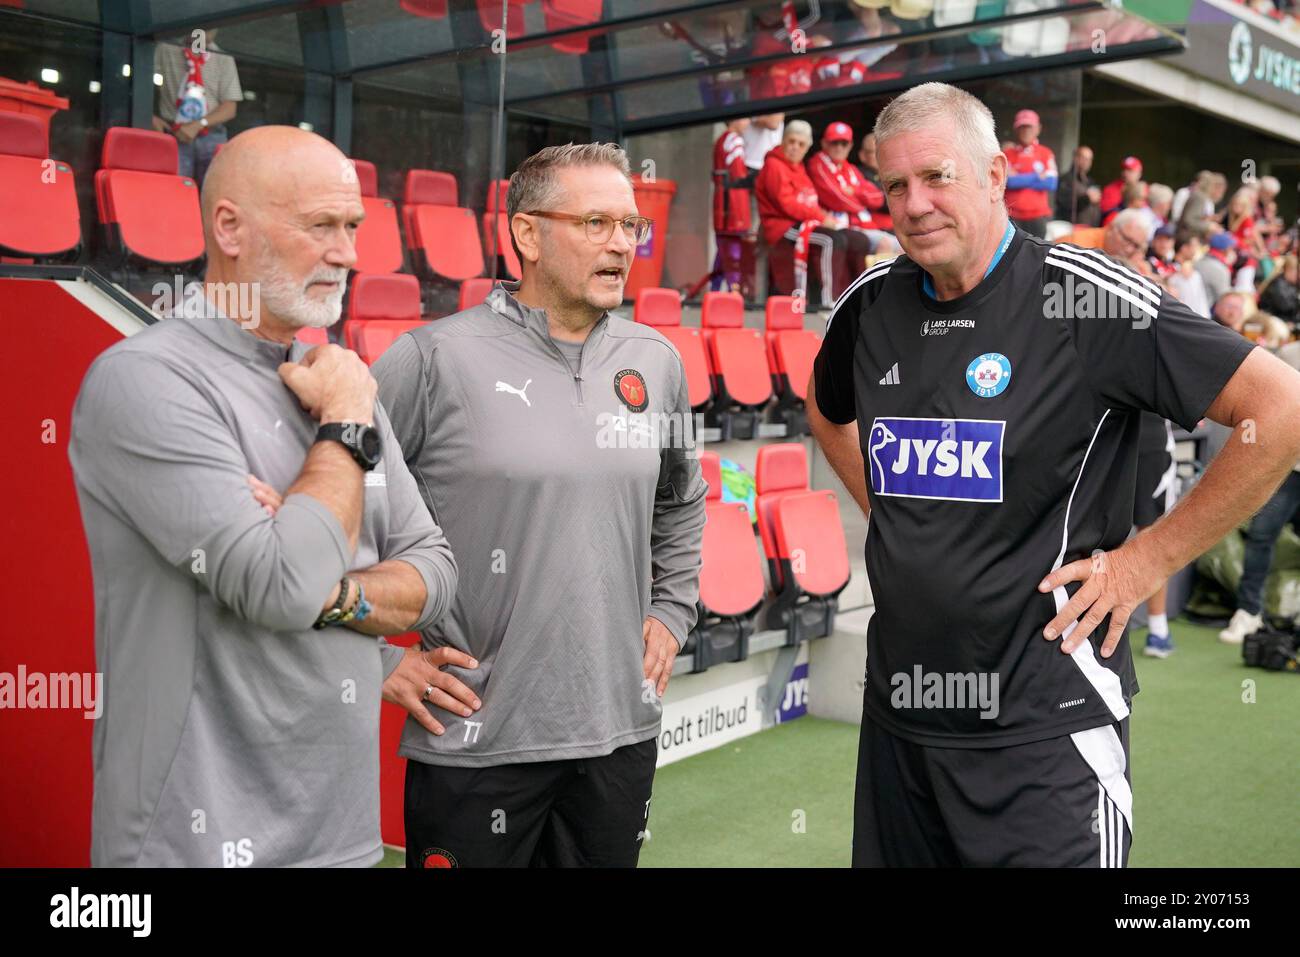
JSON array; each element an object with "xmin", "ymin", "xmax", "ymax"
[
  {"xmin": 633, "ymin": 286, "xmax": 714, "ymax": 412},
  {"xmin": 755, "ymin": 443, "xmax": 850, "ymax": 642},
  {"xmin": 95, "ymin": 127, "xmax": 204, "ymax": 274},
  {"xmin": 350, "ymin": 159, "xmax": 404, "ymax": 275},
  {"xmin": 684, "ymin": 450, "xmax": 766, "ymax": 673},
  {"xmin": 0, "ymin": 111, "xmax": 80, "ymax": 262}
]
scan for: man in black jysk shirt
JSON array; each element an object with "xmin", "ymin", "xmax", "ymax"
[{"xmin": 809, "ymin": 83, "xmax": 1300, "ymax": 867}]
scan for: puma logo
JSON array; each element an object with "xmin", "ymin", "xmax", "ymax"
[{"xmin": 495, "ymin": 379, "xmax": 532, "ymax": 407}]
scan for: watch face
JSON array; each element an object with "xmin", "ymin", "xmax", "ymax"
[{"xmin": 358, "ymin": 426, "xmax": 382, "ymax": 464}]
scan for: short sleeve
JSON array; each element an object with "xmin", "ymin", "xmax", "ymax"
[
  {"xmin": 812, "ymin": 286, "xmax": 862, "ymax": 425},
  {"xmin": 1061, "ymin": 260, "xmax": 1255, "ymax": 431}
]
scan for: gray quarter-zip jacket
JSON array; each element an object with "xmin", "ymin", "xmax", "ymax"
[
  {"xmin": 69, "ymin": 311, "xmax": 457, "ymax": 866},
  {"xmin": 373, "ymin": 281, "xmax": 706, "ymax": 766}
]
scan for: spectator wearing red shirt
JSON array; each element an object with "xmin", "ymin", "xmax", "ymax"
[
  {"xmin": 756, "ymin": 120, "xmax": 869, "ymax": 308},
  {"xmin": 809, "ymin": 121, "xmax": 900, "ymax": 255},
  {"xmin": 1002, "ymin": 109, "xmax": 1057, "ymax": 238},
  {"xmin": 711, "ymin": 117, "xmax": 754, "ymax": 292},
  {"xmin": 856, "ymin": 132, "xmax": 893, "ymax": 231},
  {"xmin": 1100, "ymin": 155, "xmax": 1142, "ymax": 219}
]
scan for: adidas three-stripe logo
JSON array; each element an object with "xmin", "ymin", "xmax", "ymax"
[{"xmin": 879, "ymin": 362, "xmax": 900, "ymax": 386}]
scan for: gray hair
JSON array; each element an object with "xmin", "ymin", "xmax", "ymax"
[
  {"xmin": 784, "ymin": 119, "xmax": 813, "ymax": 142},
  {"xmin": 1259, "ymin": 175, "xmax": 1281, "ymax": 197},
  {"xmin": 873, "ymin": 82, "xmax": 1001, "ymax": 187},
  {"xmin": 1110, "ymin": 208, "xmax": 1147, "ymax": 235},
  {"xmin": 506, "ymin": 142, "xmax": 632, "ymax": 223},
  {"xmin": 1147, "ymin": 183, "xmax": 1173, "ymax": 209}
]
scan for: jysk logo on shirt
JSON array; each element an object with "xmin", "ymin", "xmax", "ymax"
[{"xmin": 868, "ymin": 417, "xmax": 1005, "ymax": 503}]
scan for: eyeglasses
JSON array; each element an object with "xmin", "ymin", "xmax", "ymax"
[{"xmin": 524, "ymin": 210, "xmax": 653, "ymax": 246}]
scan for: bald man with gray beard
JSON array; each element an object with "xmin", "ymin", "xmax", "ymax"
[{"xmin": 70, "ymin": 126, "xmax": 477, "ymax": 867}]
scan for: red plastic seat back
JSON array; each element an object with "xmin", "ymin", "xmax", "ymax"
[
  {"xmin": 659, "ymin": 326, "xmax": 713, "ymax": 409},
  {"xmin": 410, "ymin": 206, "xmax": 484, "ymax": 281},
  {"xmin": 710, "ymin": 327, "xmax": 773, "ymax": 407},
  {"xmin": 349, "ymin": 272, "xmax": 422, "ymax": 322},
  {"xmin": 701, "ymin": 501, "xmax": 766, "ymax": 617},
  {"xmin": 98, "ymin": 127, "xmax": 202, "ymax": 265},
  {"xmin": 700, "ymin": 450, "xmax": 722, "ymax": 501},
  {"xmin": 764, "ymin": 295, "xmax": 803, "ymax": 330},
  {"xmin": 351, "ymin": 159, "xmax": 379, "ymax": 198},
  {"xmin": 701, "ymin": 290, "xmax": 744, "ymax": 329},
  {"xmin": 459, "ymin": 276, "xmax": 495, "ymax": 311},
  {"xmin": 295, "ymin": 326, "xmax": 329, "ymax": 347},
  {"xmin": 773, "ymin": 328, "xmax": 821, "ymax": 400},
  {"xmin": 754, "ymin": 443, "xmax": 809, "ymax": 564},
  {"xmin": 634, "ymin": 287, "xmax": 682, "ymax": 327},
  {"xmin": 400, "ymin": 0, "xmax": 448, "ymax": 18},
  {"xmin": 404, "ymin": 169, "xmax": 459, "ymax": 207},
  {"xmin": 0, "ymin": 114, "xmax": 79, "ymax": 258},
  {"xmin": 355, "ymin": 196, "xmax": 403, "ymax": 273},
  {"xmin": 348, "ymin": 320, "xmax": 427, "ymax": 365},
  {"xmin": 482, "ymin": 211, "xmax": 522, "ymax": 279},
  {"xmin": 773, "ymin": 490, "xmax": 851, "ymax": 596}
]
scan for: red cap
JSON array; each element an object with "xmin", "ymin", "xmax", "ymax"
[
  {"xmin": 1122, "ymin": 155, "xmax": 1142, "ymax": 171},
  {"xmin": 824, "ymin": 121, "xmax": 854, "ymax": 143},
  {"xmin": 1013, "ymin": 109, "xmax": 1040, "ymax": 128}
]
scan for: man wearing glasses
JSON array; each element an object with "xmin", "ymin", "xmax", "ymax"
[{"xmin": 373, "ymin": 143, "xmax": 706, "ymax": 868}]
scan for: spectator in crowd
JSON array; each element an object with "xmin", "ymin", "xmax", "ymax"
[
  {"xmin": 1167, "ymin": 233, "xmax": 1212, "ymax": 317},
  {"xmin": 1102, "ymin": 208, "xmax": 1151, "ymax": 274},
  {"xmin": 1255, "ymin": 175, "xmax": 1282, "ymax": 230},
  {"xmin": 742, "ymin": 113, "xmax": 784, "ymax": 176},
  {"xmin": 1100, "ymin": 155, "xmax": 1142, "ymax": 218},
  {"xmin": 1172, "ymin": 170, "xmax": 1210, "ymax": 224},
  {"xmin": 711, "ymin": 117, "xmax": 754, "ymax": 292},
  {"xmin": 1147, "ymin": 223, "xmax": 1176, "ymax": 278},
  {"xmin": 1258, "ymin": 253, "xmax": 1299, "ymax": 328},
  {"xmin": 1146, "ymin": 183, "xmax": 1173, "ymax": 234},
  {"xmin": 1103, "ymin": 180, "xmax": 1148, "ymax": 229},
  {"xmin": 1226, "ymin": 187, "xmax": 1265, "ymax": 288},
  {"xmin": 1056, "ymin": 144, "xmax": 1101, "ymax": 226},
  {"xmin": 1213, "ymin": 289, "xmax": 1253, "ymax": 334},
  {"xmin": 855, "ymin": 132, "xmax": 893, "ymax": 230},
  {"xmin": 1197, "ymin": 232, "xmax": 1236, "ymax": 307},
  {"xmin": 809, "ymin": 121, "xmax": 900, "ymax": 255},
  {"xmin": 756, "ymin": 120, "xmax": 869, "ymax": 308},
  {"xmin": 841, "ymin": 2, "xmax": 901, "ymax": 72},
  {"xmin": 1002, "ymin": 109, "xmax": 1057, "ymax": 238},
  {"xmin": 1177, "ymin": 172, "xmax": 1219, "ymax": 243},
  {"xmin": 153, "ymin": 29, "xmax": 243, "ymax": 186}
]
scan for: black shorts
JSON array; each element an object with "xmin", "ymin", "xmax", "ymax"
[
  {"xmin": 1133, "ymin": 447, "xmax": 1176, "ymax": 528},
  {"xmin": 403, "ymin": 737, "xmax": 657, "ymax": 868},
  {"xmin": 852, "ymin": 712, "xmax": 1132, "ymax": 867}
]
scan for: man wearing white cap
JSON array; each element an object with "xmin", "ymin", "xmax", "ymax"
[{"xmin": 1002, "ymin": 109, "xmax": 1057, "ymax": 239}]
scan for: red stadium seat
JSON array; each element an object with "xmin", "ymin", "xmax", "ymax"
[
  {"xmin": 542, "ymin": 0, "xmax": 602, "ymax": 53},
  {"xmin": 701, "ymin": 290, "xmax": 771, "ymax": 438},
  {"xmin": 96, "ymin": 127, "xmax": 204, "ymax": 267},
  {"xmin": 345, "ymin": 273, "xmax": 424, "ymax": 362},
  {"xmin": 350, "ymin": 159, "xmax": 404, "ymax": 274},
  {"xmin": 633, "ymin": 287, "xmax": 713, "ymax": 410},
  {"xmin": 765, "ymin": 295, "xmax": 821, "ymax": 403},
  {"xmin": 754, "ymin": 442, "xmax": 809, "ymax": 580},
  {"xmin": 686, "ymin": 451, "xmax": 765, "ymax": 672},
  {"xmin": 399, "ymin": 0, "xmax": 447, "ymax": 17},
  {"xmin": 0, "ymin": 111, "xmax": 80, "ymax": 261},
  {"xmin": 477, "ymin": 0, "xmax": 525, "ymax": 38},
  {"xmin": 755, "ymin": 443, "xmax": 850, "ymax": 640},
  {"xmin": 295, "ymin": 326, "xmax": 329, "ymax": 347},
  {"xmin": 403, "ymin": 169, "xmax": 484, "ymax": 283},
  {"xmin": 772, "ymin": 491, "xmax": 850, "ymax": 598},
  {"xmin": 459, "ymin": 276, "xmax": 494, "ymax": 311},
  {"xmin": 482, "ymin": 210, "xmax": 522, "ymax": 279}
]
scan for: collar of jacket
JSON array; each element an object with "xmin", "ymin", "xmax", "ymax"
[{"xmin": 486, "ymin": 278, "xmax": 611, "ymax": 348}]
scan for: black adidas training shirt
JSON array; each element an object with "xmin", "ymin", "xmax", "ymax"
[{"xmin": 814, "ymin": 227, "xmax": 1255, "ymax": 748}]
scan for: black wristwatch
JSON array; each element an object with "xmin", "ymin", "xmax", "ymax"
[{"xmin": 316, "ymin": 422, "xmax": 382, "ymax": 471}]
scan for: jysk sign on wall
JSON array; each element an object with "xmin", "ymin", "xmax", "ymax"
[{"xmin": 1178, "ymin": 0, "xmax": 1300, "ymax": 112}]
